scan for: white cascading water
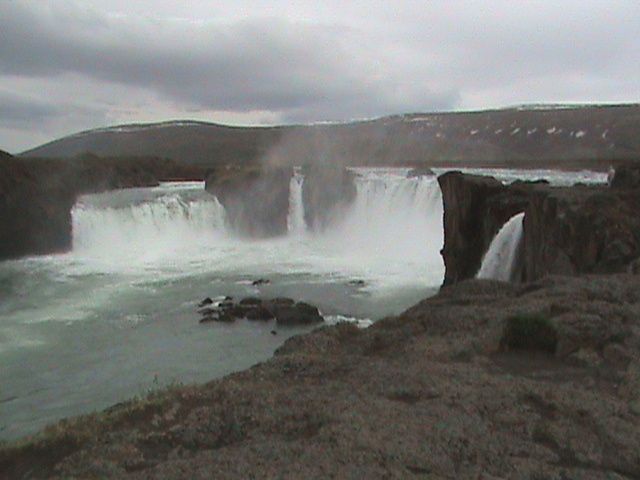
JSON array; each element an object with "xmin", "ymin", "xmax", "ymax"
[
  {"xmin": 477, "ymin": 212, "xmax": 525, "ymax": 281},
  {"xmin": 71, "ymin": 183, "xmax": 227, "ymax": 263},
  {"xmin": 286, "ymin": 169, "xmax": 306, "ymax": 235},
  {"xmin": 68, "ymin": 171, "xmax": 444, "ymax": 285},
  {"xmin": 321, "ymin": 168, "xmax": 444, "ymax": 281}
]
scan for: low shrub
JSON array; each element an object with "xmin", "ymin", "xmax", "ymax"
[{"xmin": 500, "ymin": 314, "xmax": 558, "ymax": 353}]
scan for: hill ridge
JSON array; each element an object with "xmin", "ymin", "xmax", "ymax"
[{"xmin": 20, "ymin": 103, "xmax": 640, "ymax": 168}]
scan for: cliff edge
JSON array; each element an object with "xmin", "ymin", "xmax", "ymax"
[{"xmin": 439, "ymin": 165, "xmax": 640, "ymax": 286}]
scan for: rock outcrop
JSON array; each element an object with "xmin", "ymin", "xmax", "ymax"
[
  {"xmin": 0, "ymin": 154, "xmax": 207, "ymax": 260},
  {"xmin": 301, "ymin": 165, "xmax": 357, "ymax": 231},
  {"xmin": 439, "ymin": 166, "xmax": 640, "ymax": 286},
  {"xmin": 522, "ymin": 180, "xmax": 640, "ymax": 280},
  {"xmin": 438, "ymin": 171, "xmax": 534, "ymax": 285},
  {"xmin": 198, "ymin": 296, "xmax": 324, "ymax": 326},
  {"xmin": 205, "ymin": 166, "xmax": 293, "ymax": 237},
  {"xmin": 407, "ymin": 166, "xmax": 435, "ymax": 177}
]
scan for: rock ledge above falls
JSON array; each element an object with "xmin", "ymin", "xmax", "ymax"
[{"xmin": 438, "ymin": 164, "xmax": 640, "ymax": 286}]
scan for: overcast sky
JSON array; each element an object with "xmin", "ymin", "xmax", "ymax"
[{"xmin": 1, "ymin": 0, "xmax": 639, "ymax": 153}]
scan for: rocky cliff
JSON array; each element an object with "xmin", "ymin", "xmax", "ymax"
[
  {"xmin": 439, "ymin": 166, "xmax": 640, "ymax": 285},
  {"xmin": 438, "ymin": 172, "xmax": 535, "ymax": 285},
  {"xmin": 0, "ymin": 154, "xmax": 207, "ymax": 260},
  {"xmin": 301, "ymin": 165, "xmax": 357, "ymax": 231},
  {"xmin": 205, "ymin": 166, "xmax": 293, "ymax": 237}
]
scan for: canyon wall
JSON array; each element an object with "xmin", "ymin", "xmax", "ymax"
[{"xmin": 438, "ymin": 166, "xmax": 640, "ymax": 285}]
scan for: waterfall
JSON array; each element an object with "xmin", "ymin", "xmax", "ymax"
[
  {"xmin": 477, "ymin": 212, "xmax": 525, "ymax": 281},
  {"xmin": 324, "ymin": 168, "xmax": 444, "ymax": 270},
  {"xmin": 67, "ymin": 171, "xmax": 445, "ymax": 283},
  {"xmin": 286, "ymin": 170, "xmax": 306, "ymax": 234},
  {"xmin": 71, "ymin": 183, "xmax": 227, "ymax": 256}
]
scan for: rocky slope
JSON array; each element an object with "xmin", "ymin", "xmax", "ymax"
[
  {"xmin": 21, "ymin": 104, "xmax": 640, "ymax": 169},
  {"xmin": 1, "ymin": 274, "xmax": 639, "ymax": 479},
  {"xmin": 439, "ymin": 165, "xmax": 640, "ymax": 285},
  {"xmin": 0, "ymin": 153, "xmax": 207, "ymax": 260}
]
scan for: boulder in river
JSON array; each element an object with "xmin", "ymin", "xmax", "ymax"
[
  {"xmin": 197, "ymin": 296, "xmax": 323, "ymax": 326},
  {"xmin": 407, "ymin": 166, "xmax": 435, "ymax": 177}
]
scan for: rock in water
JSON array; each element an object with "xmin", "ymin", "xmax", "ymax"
[
  {"xmin": 246, "ymin": 307, "xmax": 275, "ymax": 321},
  {"xmin": 198, "ymin": 297, "xmax": 213, "ymax": 307},
  {"xmin": 407, "ymin": 166, "xmax": 435, "ymax": 177},
  {"xmin": 239, "ymin": 297, "xmax": 262, "ymax": 306},
  {"xmin": 198, "ymin": 296, "xmax": 323, "ymax": 326},
  {"xmin": 274, "ymin": 302, "xmax": 323, "ymax": 326}
]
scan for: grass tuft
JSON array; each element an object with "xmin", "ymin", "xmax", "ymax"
[{"xmin": 500, "ymin": 313, "xmax": 558, "ymax": 353}]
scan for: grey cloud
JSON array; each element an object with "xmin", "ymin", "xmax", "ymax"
[
  {"xmin": 0, "ymin": 90, "xmax": 60, "ymax": 128},
  {"xmin": 0, "ymin": 2, "xmax": 458, "ymax": 119},
  {"xmin": 0, "ymin": 89, "xmax": 107, "ymax": 130},
  {"xmin": 0, "ymin": 0, "xmax": 639, "ymax": 153}
]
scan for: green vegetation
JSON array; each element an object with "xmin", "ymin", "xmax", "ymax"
[{"xmin": 500, "ymin": 313, "xmax": 558, "ymax": 353}]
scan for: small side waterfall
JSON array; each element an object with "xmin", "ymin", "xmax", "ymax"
[
  {"xmin": 477, "ymin": 212, "xmax": 525, "ymax": 281},
  {"xmin": 286, "ymin": 170, "xmax": 306, "ymax": 234}
]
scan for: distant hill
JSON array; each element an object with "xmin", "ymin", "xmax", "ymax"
[
  {"xmin": 0, "ymin": 149, "xmax": 13, "ymax": 160},
  {"xmin": 20, "ymin": 104, "xmax": 640, "ymax": 169}
]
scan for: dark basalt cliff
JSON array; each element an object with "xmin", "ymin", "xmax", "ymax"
[
  {"xmin": 438, "ymin": 172, "xmax": 535, "ymax": 285},
  {"xmin": 204, "ymin": 165, "xmax": 358, "ymax": 236},
  {"xmin": 205, "ymin": 167, "xmax": 293, "ymax": 237},
  {"xmin": 439, "ymin": 165, "xmax": 640, "ymax": 285},
  {"xmin": 0, "ymin": 154, "xmax": 206, "ymax": 260},
  {"xmin": 301, "ymin": 165, "xmax": 357, "ymax": 231}
]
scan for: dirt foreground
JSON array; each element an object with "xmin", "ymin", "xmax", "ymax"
[{"xmin": 2, "ymin": 274, "xmax": 639, "ymax": 479}]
